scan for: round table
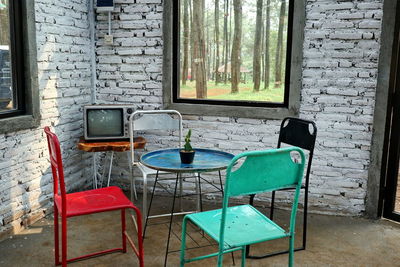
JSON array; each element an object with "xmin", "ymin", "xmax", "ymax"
[
  {"xmin": 140, "ymin": 148, "xmax": 234, "ymax": 173},
  {"xmin": 140, "ymin": 148, "xmax": 235, "ymax": 266}
]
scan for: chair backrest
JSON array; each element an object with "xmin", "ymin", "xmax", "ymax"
[
  {"xmin": 278, "ymin": 117, "xmax": 316, "ymax": 152},
  {"xmin": 225, "ymin": 147, "xmax": 305, "ymax": 198},
  {"xmin": 44, "ymin": 127, "xmax": 67, "ymax": 212},
  {"xmin": 219, "ymin": 147, "xmax": 305, "ymax": 249},
  {"xmin": 129, "ymin": 110, "xmax": 183, "ymax": 164},
  {"xmin": 277, "ymin": 117, "xmax": 317, "ymax": 185}
]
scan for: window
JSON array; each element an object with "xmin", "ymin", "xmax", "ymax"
[
  {"xmin": 0, "ymin": 0, "xmax": 39, "ymax": 132},
  {"xmin": 163, "ymin": 0, "xmax": 305, "ymax": 119},
  {"xmin": 0, "ymin": 1, "xmax": 24, "ymax": 116}
]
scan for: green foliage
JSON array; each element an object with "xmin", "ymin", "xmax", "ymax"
[
  {"xmin": 180, "ymin": 0, "xmax": 288, "ymax": 85},
  {"xmin": 183, "ymin": 129, "xmax": 193, "ymax": 151}
]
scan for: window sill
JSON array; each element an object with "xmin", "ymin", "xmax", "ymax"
[
  {"xmin": 0, "ymin": 114, "xmax": 40, "ymax": 134},
  {"xmin": 162, "ymin": 0, "xmax": 305, "ymax": 120},
  {"xmin": 164, "ymin": 102, "xmax": 298, "ymax": 120}
]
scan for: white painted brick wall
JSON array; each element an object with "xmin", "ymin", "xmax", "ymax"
[
  {"xmin": 0, "ymin": 0, "xmax": 92, "ymax": 240},
  {"xmin": 301, "ymin": 0, "xmax": 382, "ymax": 215},
  {"xmin": 96, "ymin": 0, "xmax": 383, "ymax": 216}
]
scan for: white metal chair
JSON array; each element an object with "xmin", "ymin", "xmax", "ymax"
[{"xmin": 128, "ymin": 110, "xmax": 183, "ymax": 228}]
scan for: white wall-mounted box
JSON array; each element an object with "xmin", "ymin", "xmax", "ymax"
[{"xmin": 96, "ymin": 0, "xmax": 114, "ymax": 12}]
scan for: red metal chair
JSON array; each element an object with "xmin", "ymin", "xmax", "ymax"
[{"xmin": 44, "ymin": 127, "xmax": 144, "ymax": 267}]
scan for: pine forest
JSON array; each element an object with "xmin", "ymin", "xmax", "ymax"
[{"xmin": 179, "ymin": 0, "xmax": 289, "ymax": 103}]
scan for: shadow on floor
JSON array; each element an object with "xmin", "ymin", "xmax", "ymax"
[{"xmin": 0, "ymin": 193, "xmax": 400, "ymax": 266}]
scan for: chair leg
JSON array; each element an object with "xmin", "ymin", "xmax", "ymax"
[
  {"xmin": 61, "ymin": 216, "xmax": 67, "ymax": 267},
  {"xmin": 220, "ymin": 169, "xmax": 236, "ymax": 263},
  {"xmin": 289, "ymin": 234, "xmax": 294, "ymax": 267},
  {"xmin": 241, "ymin": 246, "xmax": 246, "ymax": 267},
  {"xmin": 128, "ymin": 153, "xmax": 137, "ymax": 201},
  {"xmin": 131, "ymin": 206, "xmax": 144, "ymax": 267},
  {"xmin": 54, "ymin": 205, "xmax": 60, "ymax": 266},
  {"xmin": 180, "ymin": 216, "xmax": 189, "ymax": 267},
  {"xmin": 121, "ymin": 209, "xmax": 127, "ymax": 253},
  {"xmin": 246, "ymin": 195, "xmax": 256, "ymax": 257},
  {"xmin": 270, "ymin": 190, "xmax": 276, "ymax": 220},
  {"xmin": 303, "ymin": 185, "xmax": 309, "ymax": 249},
  {"xmin": 217, "ymin": 252, "xmax": 224, "ymax": 267}
]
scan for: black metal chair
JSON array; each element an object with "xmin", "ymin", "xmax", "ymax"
[{"xmin": 247, "ymin": 117, "xmax": 317, "ymax": 259}]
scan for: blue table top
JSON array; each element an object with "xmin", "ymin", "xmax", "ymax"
[{"xmin": 140, "ymin": 148, "xmax": 235, "ymax": 173}]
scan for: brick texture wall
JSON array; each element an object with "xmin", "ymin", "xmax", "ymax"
[
  {"xmin": 0, "ymin": 0, "xmax": 382, "ymax": 239},
  {"xmin": 301, "ymin": 0, "xmax": 382, "ymax": 214},
  {"xmin": 0, "ymin": 0, "xmax": 92, "ymax": 240},
  {"xmin": 96, "ymin": 0, "xmax": 383, "ymax": 216}
]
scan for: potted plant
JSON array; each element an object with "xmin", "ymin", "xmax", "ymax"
[{"xmin": 180, "ymin": 129, "xmax": 195, "ymax": 164}]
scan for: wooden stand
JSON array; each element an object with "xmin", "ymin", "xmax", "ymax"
[
  {"xmin": 77, "ymin": 137, "xmax": 146, "ymax": 152},
  {"xmin": 77, "ymin": 137, "xmax": 147, "ymax": 189}
]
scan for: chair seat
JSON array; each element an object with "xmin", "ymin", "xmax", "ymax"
[
  {"xmin": 55, "ymin": 186, "xmax": 135, "ymax": 217},
  {"xmin": 186, "ymin": 204, "xmax": 288, "ymax": 249}
]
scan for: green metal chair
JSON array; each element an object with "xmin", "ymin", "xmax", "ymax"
[{"xmin": 180, "ymin": 147, "xmax": 305, "ymax": 267}]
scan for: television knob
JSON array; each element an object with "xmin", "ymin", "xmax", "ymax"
[{"xmin": 127, "ymin": 108, "xmax": 133, "ymax": 114}]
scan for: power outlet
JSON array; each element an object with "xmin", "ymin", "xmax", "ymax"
[{"xmin": 104, "ymin": 34, "xmax": 113, "ymax": 45}]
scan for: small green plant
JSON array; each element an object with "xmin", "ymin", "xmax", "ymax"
[{"xmin": 183, "ymin": 129, "xmax": 193, "ymax": 151}]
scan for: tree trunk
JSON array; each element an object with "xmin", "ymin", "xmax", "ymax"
[
  {"xmin": 182, "ymin": 0, "xmax": 189, "ymax": 85},
  {"xmin": 206, "ymin": 10, "xmax": 211, "ymax": 80},
  {"xmin": 0, "ymin": 4, "xmax": 10, "ymax": 45},
  {"xmin": 228, "ymin": 0, "xmax": 233, "ymax": 82},
  {"xmin": 274, "ymin": 0, "xmax": 285, "ymax": 88},
  {"xmin": 193, "ymin": 0, "xmax": 207, "ymax": 98},
  {"xmin": 253, "ymin": 0, "xmax": 263, "ymax": 92},
  {"xmin": 264, "ymin": 0, "xmax": 271, "ymax": 90},
  {"xmin": 231, "ymin": 0, "xmax": 242, "ymax": 93},
  {"xmin": 260, "ymin": 11, "xmax": 264, "ymax": 83},
  {"xmin": 214, "ymin": 0, "xmax": 220, "ymax": 85},
  {"xmin": 223, "ymin": 0, "xmax": 229, "ymax": 84},
  {"xmin": 189, "ymin": 0, "xmax": 196, "ymax": 81}
]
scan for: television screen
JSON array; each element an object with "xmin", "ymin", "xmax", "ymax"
[{"xmin": 87, "ymin": 109, "xmax": 123, "ymax": 137}]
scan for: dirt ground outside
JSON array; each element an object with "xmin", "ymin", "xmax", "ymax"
[{"xmin": 179, "ymin": 80, "xmax": 285, "ymax": 103}]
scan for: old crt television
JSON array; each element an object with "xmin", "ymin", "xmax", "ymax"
[{"xmin": 83, "ymin": 105, "xmax": 134, "ymax": 141}]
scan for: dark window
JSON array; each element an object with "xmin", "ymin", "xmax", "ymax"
[{"xmin": 0, "ymin": 0, "xmax": 25, "ymax": 118}]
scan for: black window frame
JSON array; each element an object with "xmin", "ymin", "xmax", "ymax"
[
  {"xmin": 0, "ymin": 0, "xmax": 25, "ymax": 119},
  {"xmin": 172, "ymin": 0, "xmax": 293, "ymax": 109},
  {"xmin": 163, "ymin": 0, "xmax": 304, "ymax": 119},
  {"xmin": 0, "ymin": 0, "xmax": 40, "ymax": 133}
]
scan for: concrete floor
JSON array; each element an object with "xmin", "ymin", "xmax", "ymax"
[{"xmin": 1, "ymin": 194, "xmax": 400, "ymax": 267}]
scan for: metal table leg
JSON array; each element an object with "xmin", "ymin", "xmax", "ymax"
[
  {"xmin": 195, "ymin": 173, "xmax": 200, "ymax": 212},
  {"xmin": 179, "ymin": 173, "xmax": 183, "ymax": 211},
  {"xmin": 164, "ymin": 173, "xmax": 179, "ymax": 267},
  {"xmin": 143, "ymin": 171, "xmax": 159, "ymax": 238},
  {"xmin": 92, "ymin": 151, "xmax": 115, "ymax": 189},
  {"xmin": 197, "ymin": 173, "xmax": 203, "ymax": 212},
  {"xmin": 92, "ymin": 153, "xmax": 97, "ymax": 189},
  {"xmin": 106, "ymin": 151, "xmax": 114, "ymax": 187}
]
